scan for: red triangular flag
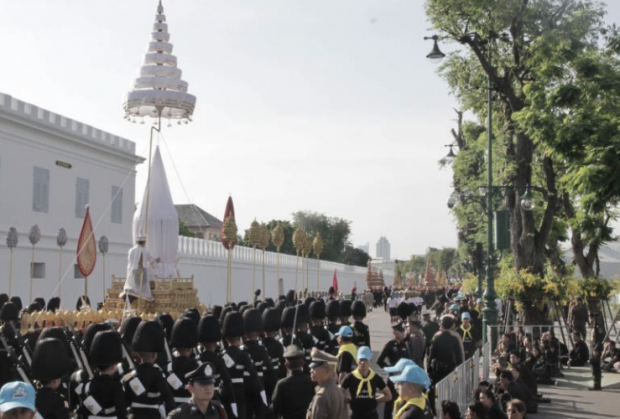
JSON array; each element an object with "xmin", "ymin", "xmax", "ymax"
[
  {"xmin": 77, "ymin": 206, "xmax": 97, "ymax": 277},
  {"xmin": 221, "ymin": 196, "xmax": 237, "ymax": 250}
]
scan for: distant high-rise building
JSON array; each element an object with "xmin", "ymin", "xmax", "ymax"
[
  {"xmin": 376, "ymin": 236, "xmax": 391, "ymax": 261},
  {"xmin": 356, "ymin": 242, "xmax": 370, "ymax": 254}
]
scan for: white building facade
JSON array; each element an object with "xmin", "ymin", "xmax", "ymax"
[
  {"xmin": 0, "ymin": 93, "xmax": 142, "ymax": 307},
  {"xmin": 0, "ymin": 93, "xmax": 395, "ymax": 308}
]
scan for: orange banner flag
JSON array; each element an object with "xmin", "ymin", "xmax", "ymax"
[{"xmin": 77, "ymin": 206, "xmax": 97, "ymax": 277}]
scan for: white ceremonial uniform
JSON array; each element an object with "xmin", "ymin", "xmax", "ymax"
[{"xmin": 123, "ymin": 245, "xmax": 157, "ymax": 301}]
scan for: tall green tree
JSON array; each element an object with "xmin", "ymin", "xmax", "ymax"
[
  {"xmin": 426, "ymin": 0, "xmax": 607, "ymax": 279},
  {"xmin": 292, "ymin": 211, "xmax": 352, "ymax": 263}
]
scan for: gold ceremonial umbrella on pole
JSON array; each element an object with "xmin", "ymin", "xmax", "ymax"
[
  {"xmin": 313, "ymin": 233, "xmax": 323, "ymax": 292},
  {"xmin": 271, "ymin": 224, "xmax": 285, "ymax": 298},
  {"xmin": 293, "ymin": 227, "xmax": 304, "ymax": 299},
  {"xmin": 28, "ymin": 225, "xmax": 41, "ymax": 302},
  {"xmin": 302, "ymin": 232, "xmax": 312, "ymax": 295},
  {"xmin": 249, "ymin": 220, "xmax": 261, "ymax": 297},
  {"xmin": 259, "ymin": 223, "xmax": 270, "ymax": 297},
  {"xmin": 6, "ymin": 227, "xmax": 18, "ymax": 298},
  {"xmin": 56, "ymin": 228, "xmax": 68, "ymax": 300}
]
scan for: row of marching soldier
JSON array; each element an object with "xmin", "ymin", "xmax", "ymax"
[{"xmin": 1, "ymin": 287, "xmax": 430, "ymax": 419}]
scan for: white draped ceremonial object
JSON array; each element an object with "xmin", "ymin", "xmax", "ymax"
[{"xmin": 133, "ymin": 146, "xmax": 180, "ymax": 279}]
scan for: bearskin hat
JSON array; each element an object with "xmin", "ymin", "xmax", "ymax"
[{"xmin": 171, "ymin": 317, "xmax": 198, "ymax": 348}]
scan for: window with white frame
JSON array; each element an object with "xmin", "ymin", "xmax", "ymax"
[
  {"xmin": 33, "ymin": 167, "xmax": 50, "ymax": 213},
  {"xmin": 75, "ymin": 178, "xmax": 89, "ymax": 218}
]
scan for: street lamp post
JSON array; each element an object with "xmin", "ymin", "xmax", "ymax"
[{"xmin": 425, "ymin": 34, "xmax": 498, "ymax": 345}]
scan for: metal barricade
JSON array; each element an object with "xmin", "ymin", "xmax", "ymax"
[
  {"xmin": 482, "ymin": 340, "xmax": 491, "ymax": 382},
  {"xmin": 434, "ymin": 351, "xmax": 480, "ymax": 419}
]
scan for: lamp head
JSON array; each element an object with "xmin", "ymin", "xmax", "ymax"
[
  {"xmin": 426, "ymin": 37, "xmax": 445, "ymax": 64},
  {"xmin": 520, "ymin": 186, "xmax": 534, "ymax": 211}
]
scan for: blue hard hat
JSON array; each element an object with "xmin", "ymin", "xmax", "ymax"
[
  {"xmin": 449, "ymin": 304, "xmax": 459, "ymax": 311},
  {"xmin": 335, "ymin": 325, "xmax": 354, "ymax": 338},
  {"xmin": 384, "ymin": 358, "xmax": 417, "ymax": 374},
  {"xmin": 357, "ymin": 346, "xmax": 372, "ymax": 360},
  {"xmin": 461, "ymin": 311, "xmax": 471, "ymax": 320},
  {"xmin": 390, "ymin": 365, "xmax": 431, "ymax": 389}
]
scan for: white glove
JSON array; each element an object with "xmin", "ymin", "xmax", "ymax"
[
  {"xmin": 232, "ymin": 403, "xmax": 238, "ymax": 417},
  {"xmin": 260, "ymin": 390, "xmax": 268, "ymax": 406}
]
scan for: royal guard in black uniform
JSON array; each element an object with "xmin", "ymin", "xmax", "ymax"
[
  {"xmin": 123, "ymin": 320, "xmax": 175, "ymax": 419},
  {"xmin": 325, "ymin": 300, "xmax": 341, "ymax": 355},
  {"xmin": 292, "ymin": 304, "xmax": 314, "ymax": 370},
  {"xmin": 168, "ymin": 317, "xmax": 200, "ymax": 407},
  {"xmin": 352, "ymin": 301, "xmax": 370, "ymax": 348},
  {"xmin": 309, "ymin": 301, "xmax": 332, "ymax": 353},
  {"xmin": 340, "ymin": 300, "xmax": 352, "ymax": 327},
  {"xmin": 76, "ymin": 330, "xmax": 127, "ymax": 418},
  {"xmin": 243, "ymin": 308, "xmax": 272, "ymax": 419},
  {"xmin": 118, "ymin": 316, "xmax": 142, "ymax": 377},
  {"xmin": 71, "ymin": 322, "xmax": 110, "ymax": 407},
  {"xmin": 279, "ymin": 307, "xmax": 296, "ymax": 348},
  {"xmin": 198, "ymin": 314, "xmax": 236, "ymax": 412},
  {"xmin": 37, "ymin": 326, "xmax": 75, "ymax": 409},
  {"xmin": 222, "ymin": 311, "xmax": 264, "ymax": 419},
  {"xmin": 262, "ymin": 308, "xmax": 285, "ymax": 383},
  {"xmin": 31, "ymin": 337, "xmax": 73, "ymax": 419},
  {"xmin": 156, "ymin": 313, "xmax": 175, "ymax": 369}
]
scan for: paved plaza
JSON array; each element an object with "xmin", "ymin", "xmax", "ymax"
[{"xmin": 364, "ymin": 307, "xmax": 620, "ymax": 419}]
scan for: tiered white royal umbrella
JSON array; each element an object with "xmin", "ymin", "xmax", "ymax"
[
  {"xmin": 124, "ymin": 0, "xmax": 195, "ymax": 284},
  {"xmin": 123, "ymin": 0, "xmax": 196, "ymax": 124}
]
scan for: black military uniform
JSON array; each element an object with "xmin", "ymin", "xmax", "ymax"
[
  {"xmin": 118, "ymin": 316, "xmax": 142, "ymax": 378},
  {"xmin": 222, "ymin": 311, "xmax": 264, "ymax": 419},
  {"xmin": 309, "ymin": 301, "xmax": 332, "ymax": 353},
  {"xmin": 77, "ymin": 330, "xmax": 127, "ymax": 419},
  {"xmin": 293, "ymin": 305, "xmax": 315, "ymax": 371},
  {"xmin": 340, "ymin": 300, "xmax": 352, "ymax": 327},
  {"xmin": 270, "ymin": 345, "xmax": 315, "ymax": 419},
  {"xmin": 198, "ymin": 314, "xmax": 236, "ymax": 412},
  {"xmin": 262, "ymin": 308, "xmax": 285, "ymax": 382},
  {"xmin": 243, "ymin": 308, "xmax": 273, "ymax": 419},
  {"xmin": 167, "ymin": 362, "xmax": 228, "ymax": 419},
  {"xmin": 168, "ymin": 317, "xmax": 200, "ymax": 406},
  {"xmin": 124, "ymin": 320, "xmax": 176, "ymax": 419},
  {"xmin": 31, "ymin": 337, "xmax": 73, "ymax": 419},
  {"xmin": 0, "ymin": 302, "xmax": 27, "ymax": 387},
  {"xmin": 352, "ymin": 301, "xmax": 371, "ymax": 348},
  {"xmin": 421, "ymin": 314, "xmax": 439, "ymax": 353},
  {"xmin": 279, "ymin": 307, "xmax": 297, "ymax": 348},
  {"xmin": 428, "ymin": 318, "xmax": 463, "ymax": 384},
  {"xmin": 325, "ymin": 300, "xmax": 341, "ymax": 355}
]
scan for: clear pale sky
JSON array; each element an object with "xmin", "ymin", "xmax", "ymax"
[{"xmin": 1, "ymin": 1, "xmax": 618, "ymax": 259}]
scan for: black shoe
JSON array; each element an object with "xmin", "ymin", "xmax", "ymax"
[{"xmin": 588, "ymin": 387, "xmax": 602, "ymax": 391}]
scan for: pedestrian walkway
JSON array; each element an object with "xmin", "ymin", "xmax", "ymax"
[{"xmin": 363, "ymin": 308, "xmax": 620, "ymax": 419}]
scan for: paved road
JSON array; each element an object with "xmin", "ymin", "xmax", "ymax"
[{"xmin": 363, "ymin": 307, "xmax": 620, "ymax": 419}]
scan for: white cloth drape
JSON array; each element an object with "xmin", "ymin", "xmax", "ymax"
[{"xmin": 133, "ymin": 146, "xmax": 180, "ymax": 279}]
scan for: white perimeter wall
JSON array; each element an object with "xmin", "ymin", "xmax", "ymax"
[{"xmin": 0, "ymin": 236, "xmax": 394, "ymax": 308}]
